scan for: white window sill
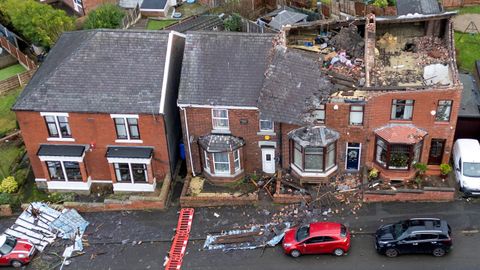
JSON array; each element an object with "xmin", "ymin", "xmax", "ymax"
[
  {"xmin": 113, "ymin": 181, "xmax": 156, "ymax": 192},
  {"xmin": 211, "ymin": 129, "xmax": 231, "ymax": 134},
  {"xmin": 46, "ymin": 179, "xmax": 91, "ymax": 191},
  {"xmin": 115, "ymin": 139, "xmax": 143, "ymax": 144},
  {"xmin": 47, "ymin": 137, "xmax": 75, "ymax": 142},
  {"xmin": 291, "ymin": 164, "xmax": 338, "ymax": 178},
  {"xmin": 204, "ymin": 169, "xmax": 244, "ymax": 178},
  {"xmin": 257, "ymin": 131, "xmax": 276, "ymax": 136}
]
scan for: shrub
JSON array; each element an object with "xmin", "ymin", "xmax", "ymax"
[
  {"xmin": 368, "ymin": 168, "xmax": 379, "ymax": 180},
  {"xmin": 372, "ymin": 0, "xmax": 388, "ymax": 8},
  {"xmin": 46, "ymin": 192, "xmax": 76, "ymax": 203},
  {"xmin": 83, "ymin": 4, "xmax": 125, "ymax": 29},
  {"xmin": 0, "ymin": 193, "xmax": 15, "ymax": 205},
  {"xmin": 0, "ymin": 0, "xmax": 75, "ymax": 48},
  {"xmin": 414, "ymin": 163, "xmax": 428, "ymax": 176},
  {"xmin": 440, "ymin": 163, "xmax": 452, "ymax": 175},
  {"xmin": 0, "ymin": 176, "xmax": 18, "ymax": 193},
  {"xmin": 224, "ymin": 13, "xmax": 242, "ymax": 32}
]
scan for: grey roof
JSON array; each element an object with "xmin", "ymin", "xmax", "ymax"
[
  {"xmin": 289, "ymin": 126, "xmax": 340, "ymax": 147},
  {"xmin": 140, "ymin": 0, "xmax": 167, "ymax": 9},
  {"xmin": 166, "ymin": 15, "xmax": 224, "ymax": 33},
  {"xmin": 13, "ymin": 29, "xmax": 170, "ymax": 114},
  {"xmin": 396, "ymin": 0, "xmax": 441, "ymax": 15},
  {"xmin": 458, "ymin": 73, "xmax": 480, "ymax": 118},
  {"xmin": 177, "ymin": 32, "xmax": 276, "ymax": 107},
  {"xmin": 268, "ymin": 10, "xmax": 308, "ymax": 31},
  {"xmin": 37, "ymin": 144, "xmax": 86, "ymax": 157},
  {"xmin": 106, "ymin": 146, "xmax": 154, "ymax": 158},
  {"xmin": 119, "ymin": 0, "xmax": 143, "ymax": 8},
  {"xmin": 258, "ymin": 47, "xmax": 335, "ymax": 125},
  {"xmin": 198, "ymin": 134, "xmax": 245, "ymax": 152}
]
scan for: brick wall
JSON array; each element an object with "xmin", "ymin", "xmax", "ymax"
[
  {"xmin": 363, "ymin": 187, "xmax": 455, "ymax": 202},
  {"xmin": 61, "ymin": 0, "xmax": 117, "ymax": 16},
  {"xmin": 180, "ymin": 107, "xmax": 279, "ymax": 177},
  {"xmin": 15, "ymin": 111, "xmax": 171, "ymax": 183}
]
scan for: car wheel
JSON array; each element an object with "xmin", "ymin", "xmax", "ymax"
[
  {"xmin": 10, "ymin": 260, "xmax": 23, "ymax": 268},
  {"xmin": 333, "ymin": 248, "xmax": 345, "ymax": 256},
  {"xmin": 290, "ymin": 249, "xmax": 301, "ymax": 258},
  {"xmin": 433, "ymin": 247, "xmax": 446, "ymax": 257},
  {"xmin": 385, "ymin": 248, "xmax": 399, "ymax": 258}
]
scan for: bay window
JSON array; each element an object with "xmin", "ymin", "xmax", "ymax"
[
  {"xmin": 291, "ymin": 141, "xmax": 337, "ymax": 173},
  {"xmin": 213, "ymin": 152, "xmax": 230, "ymax": 174},
  {"xmin": 375, "ymin": 136, "xmax": 423, "ymax": 170},
  {"xmin": 46, "ymin": 161, "xmax": 82, "ymax": 181},
  {"xmin": 114, "ymin": 163, "xmax": 148, "ymax": 183}
]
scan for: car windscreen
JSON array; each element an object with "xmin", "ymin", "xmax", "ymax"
[
  {"xmin": 296, "ymin": 225, "xmax": 309, "ymax": 242},
  {"xmin": 463, "ymin": 162, "xmax": 480, "ymax": 177},
  {"xmin": 393, "ymin": 222, "xmax": 407, "ymax": 238},
  {"xmin": 0, "ymin": 237, "xmax": 16, "ymax": 255}
]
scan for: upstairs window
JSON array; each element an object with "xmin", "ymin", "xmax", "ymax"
[
  {"xmin": 42, "ymin": 114, "xmax": 72, "ymax": 138},
  {"xmin": 212, "ymin": 109, "xmax": 229, "ymax": 130},
  {"xmin": 259, "ymin": 119, "xmax": 274, "ymax": 132},
  {"xmin": 436, "ymin": 100, "xmax": 452, "ymax": 122},
  {"xmin": 313, "ymin": 104, "xmax": 326, "ymax": 124},
  {"xmin": 391, "ymin": 99, "xmax": 414, "ymax": 120},
  {"xmin": 349, "ymin": 105, "xmax": 364, "ymax": 126},
  {"xmin": 112, "ymin": 115, "xmax": 140, "ymax": 140}
]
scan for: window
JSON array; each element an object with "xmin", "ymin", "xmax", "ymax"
[
  {"xmin": 259, "ymin": 119, "xmax": 274, "ymax": 132},
  {"xmin": 313, "ymin": 105, "xmax": 326, "ymax": 124},
  {"xmin": 46, "ymin": 161, "xmax": 81, "ymax": 181},
  {"xmin": 204, "ymin": 151, "xmax": 210, "ymax": 170},
  {"xmin": 234, "ymin": 150, "xmax": 240, "ymax": 172},
  {"xmin": 306, "ymin": 237, "xmax": 324, "ymax": 244},
  {"xmin": 114, "ymin": 116, "xmax": 140, "ymax": 140},
  {"xmin": 436, "ymin": 100, "xmax": 452, "ymax": 122},
  {"xmin": 375, "ymin": 137, "xmax": 424, "ymax": 170},
  {"xmin": 212, "ymin": 109, "xmax": 229, "ymax": 130},
  {"xmin": 349, "ymin": 105, "xmax": 364, "ymax": 126},
  {"xmin": 43, "ymin": 115, "xmax": 71, "ymax": 138},
  {"xmin": 291, "ymin": 141, "xmax": 337, "ymax": 173},
  {"xmin": 114, "ymin": 163, "xmax": 148, "ymax": 183},
  {"xmin": 391, "ymin": 99, "xmax": 414, "ymax": 120},
  {"xmin": 213, "ymin": 152, "xmax": 229, "ymax": 173}
]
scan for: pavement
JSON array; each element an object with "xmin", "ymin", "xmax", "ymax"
[
  {"xmin": 452, "ymin": 13, "xmax": 480, "ymax": 32},
  {"xmin": 0, "ymin": 199, "xmax": 478, "ymax": 269}
]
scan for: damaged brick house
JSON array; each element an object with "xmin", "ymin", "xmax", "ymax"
[
  {"xmin": 45, "ymin": 0, "xmax": 117, "ymax": 16},
  {"xmin": 179, "ymin": 11, "xmax": 461, "ymax": 184},
  {"xmin": 13, "ymin": 29, "xmax": 185, "ymax": 192}
]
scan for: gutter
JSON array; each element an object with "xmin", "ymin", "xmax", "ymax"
[{"xmin": 181, "ymin": 106, "xmax": 196, "ymax": 176}]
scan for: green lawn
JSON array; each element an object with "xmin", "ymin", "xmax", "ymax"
[
  {"xmin": 455, "ymin": 31, "xmax": 480, "ymax": 73},
  {"xmin": 0, "ymin": 64, "xmax": 26, "ymax": 81},
  {"xmin": 146, "ymin": 19, "xmax": 178, "ymax": 30},
  {"xmin": 0, "ymin": 87, "xmax": 22, "ymax": 136},
  {"xmin": 0, "ymin": 142, "xmax": 23, "ymax": 180},
  {"xmin": 454, "ymin": 5, "xmax": 480, "ymax": 14}
]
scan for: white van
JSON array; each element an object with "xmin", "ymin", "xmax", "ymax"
[{"xmin": 453, "ymin": 139, "xmax": 480, "ymax": 196}]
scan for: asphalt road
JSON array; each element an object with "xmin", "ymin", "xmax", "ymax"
[{"xmin": 1, "ymin": 200, "xmax": 478, "ymax": 270}]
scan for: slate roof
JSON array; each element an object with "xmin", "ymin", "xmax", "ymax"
[
  {"xmin": 37, "ymin": 144, "xmax": 86, "ymax": 157},
  {"xmin": 177, "ymin": 32, "xmax": 276, "ymax": 107},
  {"xmin": 198, "ymin": 134, "xmax": 245, "ymax": 152},
  {"xmin": 106, "ymin": 146, "xmax": 154, "ymax": 158},
  {"xmin": 396, "ymin": 0, "xmax": 441, "ymax": 15},
  {"xmin": 166, "ymin": 15, "xmax": 224, "ymax": 33},
  {"xmin": 119, "ymin": 0, "xmax": 143, "ymax": 8},
  {"xmin": 268, "ymin": 10, "xmax": 308, "ymax": 31},
  {"xmin": 141, "ymin": 0, "xmax": 167, "ymax": 9},
  {"xmin": 458, "ymin": 73, "xmax": 480, "ymax": 118},
  {"xmin": 258, "ymin": 47, "xmax": 335, "ymax": 125},
  {"xmin": 13, "ymin": 29, "xmax": 170, "ymax": 114}
]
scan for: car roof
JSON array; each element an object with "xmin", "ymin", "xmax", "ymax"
[
  {"xmin": 455, "ymin": 139, "xmax": 480, "ymax": 162},
  {"xmin": 309, "ymin": 222, "xmax": 341, "ymax": 237},
  {"xmin": 404, "ymin": 219, "xmax": 450, "ymax": 234}
]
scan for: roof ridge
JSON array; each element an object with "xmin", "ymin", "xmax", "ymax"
[{"xmin": 186, "ymin": 31, "xmax": 277, "ymax": 36}]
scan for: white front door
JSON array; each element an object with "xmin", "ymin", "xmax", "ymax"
[{"xmin": 262, "ymin": 148, "xmax": 275, "ymax": 174}]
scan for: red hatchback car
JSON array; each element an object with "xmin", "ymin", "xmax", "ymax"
[
  {"xmin": 0, "ymin": 235, "xmax": 36, "ymax": 268},
  {"xmin": 282, "ymin": 222, "xmax": 351, "ymax": 257}
]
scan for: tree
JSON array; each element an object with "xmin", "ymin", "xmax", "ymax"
[
  {"xmin": 0, "ymin": 0, "xmax": 75, "ymax": 48},
  {"xmin": 83, "ymin": 4, "xmax": 125, "ymax": 30},
  {"xmin": 224, "ymin": 13, "xmax": 242, "ymax": 32}
]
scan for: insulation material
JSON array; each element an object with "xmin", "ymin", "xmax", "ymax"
[{"xmin": 423, "ymin": 63, "xmax": 452, "ymax": 85}]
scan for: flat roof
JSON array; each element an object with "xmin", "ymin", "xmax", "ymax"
[
  {"xmin": 37, "ymin": 145, "xmax": 86, "ymax": 157},
  {"xmin": 106, "ymin": 146, "xmax": 153, "ymax": 159},
  {"xmin": 458, "ymin": 73, "xmax": 480, "ymax": 118}
]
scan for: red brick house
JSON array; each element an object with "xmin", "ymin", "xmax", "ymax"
[
  {"xmin": 13, "ymin": 29, "xmax": 186, "ymax": 192},
  {"xmin": 179, "ymin": 12, "xmax": 462, "ymax": 184},
  {"xmin": 44, "ymin": 0, "xmax": 117, "ymax": 16}
]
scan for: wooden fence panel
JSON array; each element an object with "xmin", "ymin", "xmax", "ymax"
[{"xmin": 0, "ymin": 70, "xmax": 35, "ymax": 95}]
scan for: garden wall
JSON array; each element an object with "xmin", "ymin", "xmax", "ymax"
[
  {"xmin": 0, "ymin": 70, "xmax": 35, "ymax": 95},
  {"xmin": 363, "ymin": 187, "xmax": 455, "ymax": 202}
]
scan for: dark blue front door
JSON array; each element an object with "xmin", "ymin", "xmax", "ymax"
[{"xmin": 346, "ymin": 143, "xmax": 360, "ymax": 170}]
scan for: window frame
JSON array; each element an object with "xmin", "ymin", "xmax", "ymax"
[
  {"xmin": 46, "ymin": 160, "xmax": 82, "ymax": 181},
  {"xmin": 290, "ymin": 140, "xmax": 337, "ymax": 173},
  {"xmin": 259, "ymin": 119, "xmax": 274, "ymax": 132},
  {"xmin": 42, "ymin": 113, "xmax": 72, "ymax": 139},
  {"xmin": 233, "ymin": 150, "xmax": 241, "ymax": 172},
  {"xmin": 212, "ymin": 109, "xmax": 229, "ymax": 130},
  {"xmin": 313, "ymin": 104, "xmax": 326, "ymax": 124},
  {"xmin": 435, "ymin": 100, "xmax": 453, "ymax": 122},
  {"xmin": 390, "ymin": 99, "xmax": 414, "ymax": 121},
  {"xmin": 114, "ymin": 162, "xmax": 148, "ymax": 184},
  {"xmin": 112, "ymin": 115, "xmax": 141, "ymax": 141},
  {"xmin": 349, "ymin": 105, "xmax": 364, "ymax": 126},
  {"xmin": 212, "ymin": 152, "xmax": 230, "ymax": 174},
  {"xmin": 374, "ymin": 136, "xmax": 423, "ymax": 171}
]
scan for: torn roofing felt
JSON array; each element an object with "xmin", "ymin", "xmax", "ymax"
[{"xmin": 258, "ymin": 46, "xmax": 335, "ymax": 126}]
